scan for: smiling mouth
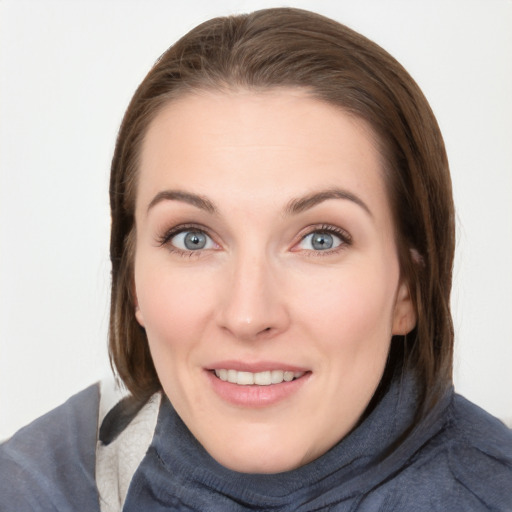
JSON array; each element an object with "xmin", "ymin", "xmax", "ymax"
[{"xmin": 213, "ymin": 369, "xmax": 306, "ymax": 386}]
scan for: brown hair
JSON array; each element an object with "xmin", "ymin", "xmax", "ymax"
[{"xmin": 109, "ymin": 8, "xmax": 455, "ymax": 415}]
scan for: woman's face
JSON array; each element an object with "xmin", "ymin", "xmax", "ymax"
[{"xmin": 133, "ymin": 89, "xmax": 415, "ymax": 473}]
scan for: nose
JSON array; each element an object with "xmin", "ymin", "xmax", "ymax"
[{"xmin": 216, "ymin": 250, "xmax": 290, "ymax": 341}]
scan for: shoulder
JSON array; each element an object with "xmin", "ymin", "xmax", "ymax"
[
  {"xmin": 383, "ymin": 393, "xmax": 512, "ymax": 511},
  {"xmin": 450, "ymin": 393, "xmax": 512, "ymax": 457},
  {"xmin": 444, "ymin": 394, "xmax": 512, "ymax": 508},
  {"xmin": 0, "ymin": 384, "xmax": 101, "ymax": 512}
]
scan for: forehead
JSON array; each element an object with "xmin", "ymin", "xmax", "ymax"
[{"xmin": 137, "ymin": 89, "xmax": 388, "ymax": 213}]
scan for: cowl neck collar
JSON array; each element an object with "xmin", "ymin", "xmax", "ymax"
[{"xmin": 125, "ymin": 371, "xmax": 453, "ymax": 510}]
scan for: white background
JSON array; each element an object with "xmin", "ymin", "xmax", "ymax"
[{"xmin": 1, "ymin": 0, "xmax": 511, "ymax": 440}]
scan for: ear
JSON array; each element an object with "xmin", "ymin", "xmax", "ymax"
[
  {"xmin": 392, "ymin": 280, "xmax": 416, "ymax": 335},
  {"xmin": 133, "ymin": 283, "xmax": 145, "ymax": 327},
  {"xmin": 135, "ymin": 304, "xmax": 145, "ymax": 327}
]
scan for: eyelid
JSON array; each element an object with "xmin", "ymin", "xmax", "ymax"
[
  {"xmin": 157, "ymin": 223, "xmax": 219, "ymax": 254},
  {"xmin": 157, "ymin": 222, "xmax": 351, "ymax": 256},
  {"xmin": 292, "ymin": 224, "xmax": 352, "ymax": 253}
]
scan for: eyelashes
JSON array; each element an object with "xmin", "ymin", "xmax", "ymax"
[
  {"xmin": 295, "ymin": 225, "xmax": 352, "ymax": 254},
  {"xmin": 157, "ymin": 224, "xmax": 217, "ymax": 256},
  {"xmin": 157, "ymin": 223, "xmax": 352, "ymax": 257}
]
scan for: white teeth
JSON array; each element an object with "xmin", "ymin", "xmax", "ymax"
[
  {"xmin": 271, "ymin": 370, "xmax": 284, "ymax": 384},
  {"xmin": 237, "ymin": 371, "xmax": 254, "ymax": 385},
  {"xmin": 214, "ymin": 369, "xmax": 305, "ymax": 385},
  {"xmin": 283, "ymin": 371, "xmax": 294, "ymax": 382},
  {"xmin": 254, "ymin": 371, "xmax": 272, "ymax": 385}
]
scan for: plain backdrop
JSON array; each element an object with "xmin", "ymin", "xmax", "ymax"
[{"xmin": 1, "ymin": 0, "xmax": 511, "ymax": 440}]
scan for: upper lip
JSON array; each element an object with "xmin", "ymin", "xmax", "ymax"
[{"xmin": 207, "ymin": 360, "xmax": 309, "ymax": 373}]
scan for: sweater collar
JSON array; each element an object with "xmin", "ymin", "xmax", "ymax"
[{"xmin": 149, "ymin": 371, "xmax": 452, "ymax": 506}]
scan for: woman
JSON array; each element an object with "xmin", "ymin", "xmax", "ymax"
[{"xmin": 1, "ymin": 7, "xmax": 511, "ymax": 511}]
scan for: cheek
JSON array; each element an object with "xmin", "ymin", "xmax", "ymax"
[
  {"xmin": 134, "ymin": 262, "xmax": 215, "ymax": 347},
  {"xmin": 295, "ymin": 260, "xmax": 398, "ymax": 351}
]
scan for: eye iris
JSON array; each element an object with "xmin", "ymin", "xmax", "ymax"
[
  {"xmin": 184, "ymin": 231, "xmax": 207, "ymax": 250},
  {"xmin": 311, "ymin": 232, "xmax": 333, "ymax": 250}
]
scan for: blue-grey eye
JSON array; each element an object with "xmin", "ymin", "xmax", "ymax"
[
  {"xmin": 171, "ymin": 230, "xmax": 215, "ymax": 251},
  {"xmin": 184, "ymin": 232, "xmax": 206, "ymax": 249},
  {"xmin": 299, "ymin": 231, "xmax": 342, "ymax": 251}
]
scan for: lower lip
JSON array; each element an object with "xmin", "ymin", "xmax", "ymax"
[{"xmin": 206, "ymin": 370, "xmax": 310, "ymax": 408}]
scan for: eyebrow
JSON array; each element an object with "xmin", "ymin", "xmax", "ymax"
[
  {"xmin": 146, "ymin": 187, "xmax": 372, "ymax": 218},
  {"xmin": 147, "ymin": 190, "xmax": 217, "ymax": 214},
  {"xmin": 285, "ymin": 188, "xmax": 372, "ymax": 217}
]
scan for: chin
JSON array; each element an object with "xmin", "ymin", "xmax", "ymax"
[
  {"xmin": 204, "ymin": 433, "xmax": 317, "ymax": 474},
  {"xmin": 215, "ymin": 451, "xmax": 306, "ymax": 475}
]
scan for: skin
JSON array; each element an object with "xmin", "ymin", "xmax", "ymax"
[{"xmin": 133, "ymin": 89, "xmax": 416, "ymax": 473}]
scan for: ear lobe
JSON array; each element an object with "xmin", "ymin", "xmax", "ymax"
[
  {"xmin": 132, "ymin": 283, "xmax": 145, "ymax": 327},
  {"xmin": 135, "ymin": 304, "xmax": 145, "ymax": 327},
  {"xmin": 392, "ymin": 281, "xmax": 417, "ymax": 335}
]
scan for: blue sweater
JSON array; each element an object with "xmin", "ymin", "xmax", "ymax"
[{"xmin": 1, "ymin": 374, "xmax": 511, "ymax": 511}]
